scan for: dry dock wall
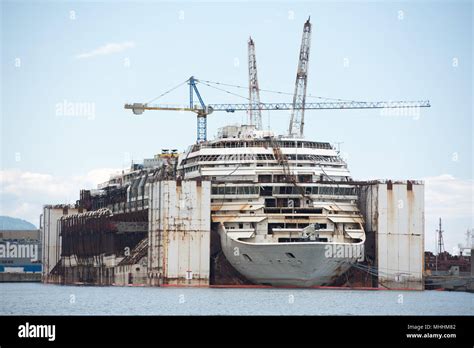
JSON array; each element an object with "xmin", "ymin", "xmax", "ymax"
[
  {"xmin": 40, "ymin": 179, "xmax": 424, "ymax": 289},
  {"xmin": 41, "ymin": 205, "xmax": 82, "ymax": 283},
  {"xmin": 359, "ymin": 181, "xmax": 424, "ymax": 290},
  {"xmin": 40, "ymin": 181, "xmax": 211, "ymax": 287},
  {"xmin": 148, "ymin": 180, "xmax": 211, "ymax": 286}
]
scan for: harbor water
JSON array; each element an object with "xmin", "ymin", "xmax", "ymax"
[{"xmin": 0, "ymin": 283, "xmax": 472, "ymax": 315}]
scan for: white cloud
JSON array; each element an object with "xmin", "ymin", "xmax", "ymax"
[
  {"xmin": 0, "ymin": 168, "xmax": 120, "ymax": 227},
  {"xmin": 75, "ymin": 41, "xmax": 135, "ymax": 59},
  {"xmin": 424, "ymin": 174, "xmax": 473, "ymax": 219}
]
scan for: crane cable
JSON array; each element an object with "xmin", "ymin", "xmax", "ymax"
[
  {"xmin": 198, "ymin": 78, "xmax": 362, "ymax": 103},
  {"xmin": 144, "ymin": 78, "xmax": 251, "ymax": 108},
  {"xmin": 197, "ymin": 80, "xmax": 250, "ymax": 101},
  {"xmin": 143, "ymin": 77, "xmax": 363, "ymax": 107},
  {"xmin": 145, "ymin": 79, "xmax": 190, "ymax": 105}
]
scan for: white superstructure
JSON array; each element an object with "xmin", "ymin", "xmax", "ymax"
[{"xmin": 179, "ymin": 125, "xmax": 365, "ymax": 286}]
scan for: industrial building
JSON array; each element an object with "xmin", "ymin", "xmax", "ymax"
[{"xmin": 0, "ymin": 229, "xmax": 42, "ymax": 282}]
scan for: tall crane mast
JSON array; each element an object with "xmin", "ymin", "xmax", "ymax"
[
  {"xmin": 188, "ymin": 76, "xmax": 208, "ymax": 142},
  {"xmin": 248, "ymin": 37, "xmax": 262, "ymax": 130},
  {"xmin": 288, "ymin": 17, "xmax": 312, "ymax": 138}
]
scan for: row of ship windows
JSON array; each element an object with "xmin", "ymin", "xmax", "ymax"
[
  {"xmin": 211, "ymin": 186, "xmax": 358, "ymax": 196},
  {"xmin": 193, "ymin": 140, "xmax": 333, "ymax": 150},
  {"xmin": 183, "ymin": 165, "xmax": 199, "ymax": 173},
  {"xmin": 184, "ymin": 163, "xmax": 344, "ymax": 171},
  {"xmin": 211, "ymin": 186, "xmax": 260, "ymax": 195},
  {"xmin": 284, "ymin": 186, "xmax": 358, "ymax": 195},
  {"xmin": 92, "ymin": 199, "xmax": 149, "ymax": 212},
  {"xmin": 183, "ymin": 154, "xmax": 342, "ymax": 165}
]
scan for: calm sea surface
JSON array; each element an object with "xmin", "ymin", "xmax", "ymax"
[{"xmin": 0, "ymin": 283, "xmax": 472, "ymax": 315}]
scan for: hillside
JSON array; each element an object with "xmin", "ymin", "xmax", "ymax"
[{"xmin": 0, "ymin": 216, "xmax": 37, "ymax": 230}]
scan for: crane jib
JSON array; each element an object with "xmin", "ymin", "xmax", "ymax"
[
  {"xmin": 125, "ymin": 101, "xmax": 431, "ymax": 113},
  {"xmin": 124, "ymin": 17, "xmax": 431, "ymax": 143}
]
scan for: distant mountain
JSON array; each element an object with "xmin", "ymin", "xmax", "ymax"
[{"xmin": 0, "ymin": 216, "xmax": 37, "ymax": 230}]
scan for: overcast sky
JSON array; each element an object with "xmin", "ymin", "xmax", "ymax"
[{"xmin": 1, "ymin": 0, "xmax": 472, "ymax": 253}]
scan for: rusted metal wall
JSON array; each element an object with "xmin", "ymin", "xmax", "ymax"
[
  {"xmin": 60, "ymin": 209, "xmax": 147, "ymax": 261},
  {"xmin": 41, "ymin": 206, "xmax": 81, "ymax": 283},
  {"xmin": 59, "ymin": 209, "xmax": 147, "ymax": 285},
  {"xmin": 41, "ymin": 204, "xmax": 148, "ymax": 285},
  {"xmin": 148, "ymin": 180, "xmax": 211, "ymax": 286},
  {"xmin": 114, "ymin": 263, "xmax": 148, "ymax": 286},
  {"xmin": 114, "ymin": 237, "xmax": 148, "ymax": 286},
  {"xmin": 360, "ymin": 181, "xmax": 424, "ymax": 290}
]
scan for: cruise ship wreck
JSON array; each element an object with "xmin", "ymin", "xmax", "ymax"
[
  {"xmin": 41, "ymin": 19, "xmax": 427, "ymax": 289},
  {"xmin": 184, "ymin": 125, "xmax": 365, "ymax": 286},
  {"xmin": 42, "ymin": 125, "xmax": 365, "ymax": 287}
]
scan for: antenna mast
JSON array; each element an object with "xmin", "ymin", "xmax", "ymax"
[{"xmin": 437, "ymin": 217, "xmax": 445, "ymax": 254}]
